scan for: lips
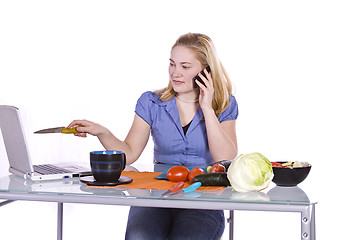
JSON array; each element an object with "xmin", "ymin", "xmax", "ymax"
[{"xmin": 172, "ymin": 80, "xmax": 184, "ymax": 85}]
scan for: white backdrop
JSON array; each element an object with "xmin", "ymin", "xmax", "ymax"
[{"xmin": 1, "ymin": 1, "xmax": 359, "ymax": 239}]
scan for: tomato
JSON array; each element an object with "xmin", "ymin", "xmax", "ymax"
[
  {"xmin": 167, "ymin": 166, "xmax": 190, "ymax": 182},
  {"xmin": 210, "ymin": 164, "xmax": 226, "ymax": 173},
  {"xmin": 188, "ymin": 167, "xmax": 205, "ymax": 183}
]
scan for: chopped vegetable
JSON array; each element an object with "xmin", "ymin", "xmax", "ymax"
[
  {"xmin": 206, "ymin": 160, "xmax": 232, "ymax": 173},
  {"xmin": 293, "ymin": 161, "xmax": 311, "ymax": 168},
  {"xmin": 271, "ymin": 162, "xmax": 283, "ymax": 168},
  {"xmin": 271, "ymin": 161, "xmax": 311, "ymax": 169},
  {"xmin": 227, "ymin": 153, "xmax": 274, "ymax": 193},
  {"xmin": 282, "ymin": 161, "xmax": 293, "ymax": 167},
  {"xmin": 210, "ymin": 164, "xmax": 226, "ymax": 173}
]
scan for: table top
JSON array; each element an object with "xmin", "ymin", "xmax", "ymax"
[{"xmin": 0, "ymin": 164, "xmax": 316, "ymax": 210}]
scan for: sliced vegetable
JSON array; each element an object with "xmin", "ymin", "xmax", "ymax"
[
  {"xmin": 210, "ymin": 164, "xmax": 226, "ymax": 173},
  {"xmin": 293, "ymin": 161, "xmax": 311, "ymax": 168},
  {"xmin": 206, "ymin": 160, "xmax": 233, "ymax": 173},
  {"xmin": 282, "ymin": 161, "xmax": 293, "ymax": 167},
  {"xmin": 218, "ymin": 160, "xmax": 233, "ymax": 170},
  {"xmin": 271, "ymin": 161, "xmax": 311, "ymax": 168},
  {"xmin": 271, "ymin": 162, "xmax": 283, "ymax": 168}
]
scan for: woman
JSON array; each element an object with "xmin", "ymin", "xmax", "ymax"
[{"xmin": 68, "ymin": 33, "xmax": 238, "ymax": 240}]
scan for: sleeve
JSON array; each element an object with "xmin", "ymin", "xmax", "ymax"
[
  {"xmin": 135, "ymin": 91, "xmax": 154, "ymax": 126},
  {"xmin": 218, "ymin": 95, "xmax": 239, "ymax": 123}
]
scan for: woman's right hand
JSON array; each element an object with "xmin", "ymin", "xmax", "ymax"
[{"xmin": 67, "ymin": 120, "xmax": 109, "ymax": 138}]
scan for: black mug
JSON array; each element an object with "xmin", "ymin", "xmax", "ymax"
[{"xmin": 90, "ymin": 151, "xmax": 126, "ymax": 182}]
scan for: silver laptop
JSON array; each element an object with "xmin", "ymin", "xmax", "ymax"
[{"xmin": 0, "ymin": 105, "xmax": 92, "ymax": 181}]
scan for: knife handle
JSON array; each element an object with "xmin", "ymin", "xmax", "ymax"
[
  {"xmin": 61, "ymin": 127, "xmax": 79, "ymax": 134},
  {"xmin": 182, "ymin": 182, "xmax": 202, "ymax": 193}
]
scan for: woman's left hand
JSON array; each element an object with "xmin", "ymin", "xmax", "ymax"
[{"xmin": 196, "ymin": 68, "xmax": 214, "ymax": 113}]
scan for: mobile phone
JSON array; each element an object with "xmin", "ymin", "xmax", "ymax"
[{"xmin": 193, "ymin": 66, "xmax": 211, "ymax": 88}]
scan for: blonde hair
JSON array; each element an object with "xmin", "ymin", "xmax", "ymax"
[{"xmin": 156, "ymin": 33, "xmax": 233, "ymax": 117}]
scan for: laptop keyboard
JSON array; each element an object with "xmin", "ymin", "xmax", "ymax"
[{"xmin": 33, "ymin": 164, "xmax": 72, "ymax": 175}]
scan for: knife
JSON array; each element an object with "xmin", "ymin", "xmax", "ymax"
[
  {"xmin": 161, "ymin": 181, "xmax": 185, "ymax": 197},
  {"xmin": 161, "ymin": 182, "xmax": 202, "ymax": 197},
  {"xmin": 181, "ymin": 182, "xmax": 202, "ymax": 193},
  {"xmin": 34, "ymin": 126, "xmax": 79, "ymax": 134}
]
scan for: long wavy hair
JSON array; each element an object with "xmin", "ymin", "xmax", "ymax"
[{"xmin": 156, "ymin": 33, "xmax": 234, "ymax": 117}]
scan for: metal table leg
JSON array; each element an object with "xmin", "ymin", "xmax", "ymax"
[
  {"xmin": 57, "ymin": 202, "xmax": 63, "ymax": 240},
  {"xmin": 301, "ymin": 204, "xmax": 316, "ymax": 240},
  {"xmin": 229, "ymin": 210, "xmax": 234, "ymax": 240},
  {"xmin": 226, "ymin": 204, "xmax": 315, "ymax": 240},
  {"xmin": 0, "ymin": 200, "xmax": 15, "ymax": 207}
]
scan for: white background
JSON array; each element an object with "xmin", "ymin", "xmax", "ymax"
[{"xmin": 1, "ymin": 0, "xmax": 359, "ymax": 239}]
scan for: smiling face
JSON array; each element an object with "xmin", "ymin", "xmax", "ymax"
[{"xmin": 169, "ymin": 45, "xmax": 203, "ymax": 94}]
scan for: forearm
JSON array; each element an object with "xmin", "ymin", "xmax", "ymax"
[
  {"xmin": 203, "ymin": 109, "xmax": 238, "ymax": 162},
  {"xmin": 68, "ymin": 119, "xmax": 145, "ymax": 164}
]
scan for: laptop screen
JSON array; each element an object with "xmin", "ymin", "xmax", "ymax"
[{"xmin": 0, "ymin": 105, "xmax": 34, "ymax": 175}]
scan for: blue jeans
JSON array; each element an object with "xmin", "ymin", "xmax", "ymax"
[{"xmin": 125, "ymin": 207, "xmax": 225, "ymax": 240}]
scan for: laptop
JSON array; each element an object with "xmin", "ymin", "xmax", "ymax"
[{"xmin": 0, "ymin": 105, "xmax": 92, "ymax": 181}]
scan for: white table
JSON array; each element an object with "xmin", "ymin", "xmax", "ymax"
[{"xmin": 0, "ymin": 165, "xmax": 316, "ymax": 240}]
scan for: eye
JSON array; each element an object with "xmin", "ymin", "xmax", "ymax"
[
  {"xmin": 182, "ymin": 65, "xmax": 190, "ymax": 69},
  {"xmin": 169, "ymin": 62, "xmax": 175, "ymax": 67}
]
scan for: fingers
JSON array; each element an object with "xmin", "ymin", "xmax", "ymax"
[
  {"xmin": 75, "ymin": 126, "xmax": 87, "ymax": 133},
  {"xmin": 67, "ymin": 119, "xmax": 92, "ymax": 137},
  {"xmin": 67, "ymin": 119, "xmax": 90, "ymax": 129},
  {"xmin": 203, "ymin": 68, "xmax": 211, "ymax": 82},
  {"xmin": 197, "ymin": 69, "xmax": 213, "ymax": 93},
  {"xmin": 197, "ymin": 68, "xmax": 214, "ymax": 111},
  {"xmin": 74, "ymin": 132, "xmax": 88, "ymax": 138},
  {"xmin": 67, "ymin": 119, "xmax": 108, "ymax": 137}
]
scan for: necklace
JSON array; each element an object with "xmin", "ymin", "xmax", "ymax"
[{"xmin": 175, "ymin": 95, "xmax": 199, "ymax": 103}]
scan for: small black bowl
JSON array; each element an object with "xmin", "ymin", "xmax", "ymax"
[{"xmin": 272, "ymin": 162, "xmax": 311, "ymax": 187}]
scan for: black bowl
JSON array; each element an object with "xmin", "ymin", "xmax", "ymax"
[{"xmin": 272, "ymin": 162, "xmax": 311, "ymax": 187}]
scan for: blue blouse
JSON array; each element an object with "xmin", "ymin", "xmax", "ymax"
[{"xmin": 135, "ymin": 91, "xmax": 238, "ymax": 166}]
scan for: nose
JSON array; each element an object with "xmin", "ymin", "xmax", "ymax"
[{"xmin": 171, "ymin": 66, "xmax": 182, "ymax": 78}]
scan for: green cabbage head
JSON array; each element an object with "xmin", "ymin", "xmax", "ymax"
[{"xmin": 227, "ymin": 153, "xmax": 274, "ymax": 192}]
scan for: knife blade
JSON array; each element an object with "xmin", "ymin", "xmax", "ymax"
[
  {"xmin": 161, "ymin": 181, "xmax": 185, "ymax": 197},
  {"xmin": 34, "ymin": 127, "xmax": 79, "ymax": 134}
]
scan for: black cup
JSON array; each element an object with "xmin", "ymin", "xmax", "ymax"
[{"xmin": 90, "ymin": 151, "xmax": 126, "ymax": 183}]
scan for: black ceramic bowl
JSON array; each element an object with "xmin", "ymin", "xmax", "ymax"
[
  {"xmin": 272, "ymin": 162, "xmax": 311, "ymax": 187},
  {"xmin": 90, "ymin": 151, "xmax": 126, "ymax": 183}
]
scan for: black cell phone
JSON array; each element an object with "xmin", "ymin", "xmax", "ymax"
[{"xmin": 193, "ymin": 66, "xmax": 211, "ymax": 88}]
